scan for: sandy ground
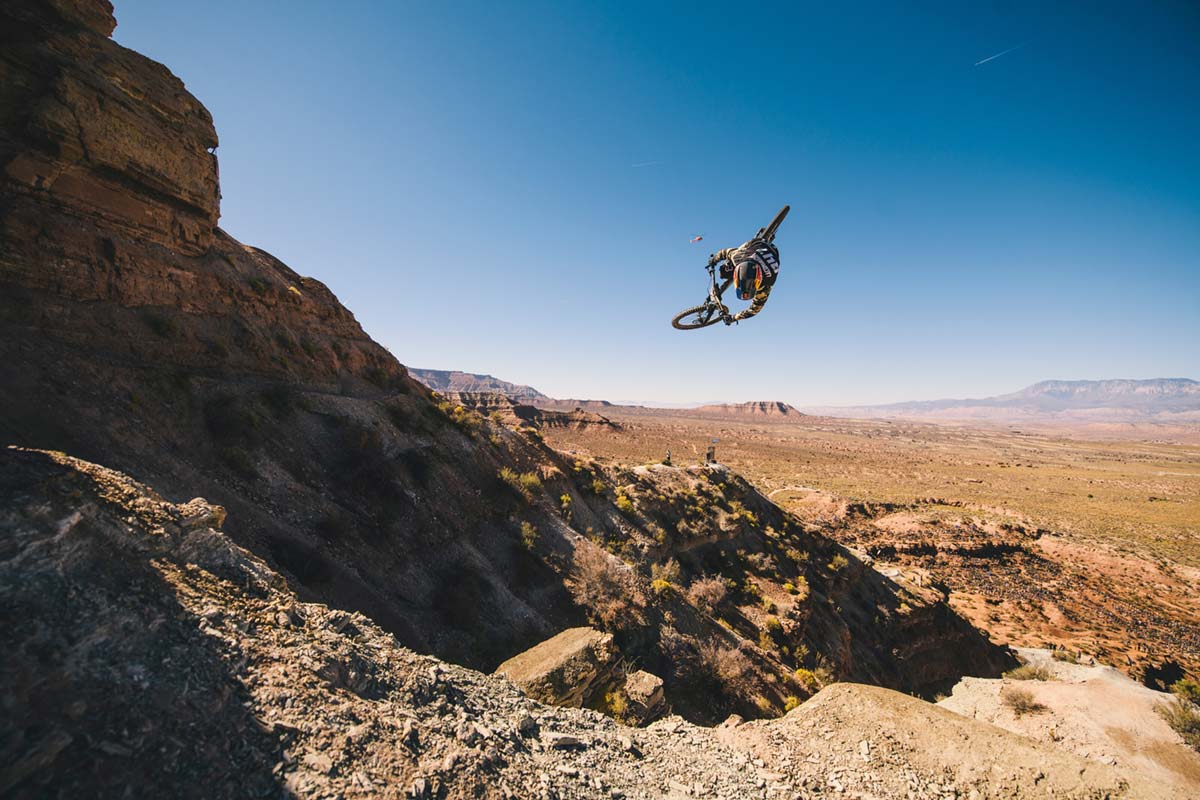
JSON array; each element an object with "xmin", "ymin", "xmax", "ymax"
[{"xmin": 940, "ymin": 648, "xmax": 1200, "ymax": 794}]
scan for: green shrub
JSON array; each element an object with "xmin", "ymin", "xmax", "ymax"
[
  {"xmin": 651, "ymin": 578, "xmax": 673, "ymax": 595},
  {"xmin": 783, "ymin": 582, "xmax": 797, "ymax": 594},
  {"xmin": 783, "ymin": 695, "xmax": 801, "ymax": 712},
  {"xmin": 1171, "ymin": 678, "xmax": 1200, "ymax": 707},
  {"xmin": 518, "ymin": 471, "xmax": 543, "ymax": 494},
  {"xmin": 827, "ymin": 553, "xmax": 849, "ymax": 573},
  {"xmin": 591, "ymin": 477, "xmax": 606, "ymax": 496},
  {"xmin": 499, "ymin": 468, "xmax": 542, "ymax": 502},
  {"xmin": 560, "ymin": 493, "xmax": 572, "ymax": 516},
  {"xmin": 520, "ymin": 521, "xmax": 538, "ymax": 550},
  {"xmin": 615, "ymin": 493, "xmax": 635, "ymax": 513}
]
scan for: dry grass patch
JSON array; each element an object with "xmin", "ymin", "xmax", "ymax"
[{"xmin": 1001, "ymin": 686, "xmax": 1046, "ymax": 717}]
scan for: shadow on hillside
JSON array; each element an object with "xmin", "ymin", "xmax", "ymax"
[{"xmin": 0, "ymin": 449, "xmax": 292, "ymax": 800}]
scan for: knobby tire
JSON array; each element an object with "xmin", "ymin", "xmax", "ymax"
[{"xmin": 672, "ymin": 304, "xmax": 724, "ymax": 330}]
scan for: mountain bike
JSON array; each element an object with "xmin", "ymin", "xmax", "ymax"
[{"xmin": 670, "ymin": 205, "xmax": 789, "ymax": 330}]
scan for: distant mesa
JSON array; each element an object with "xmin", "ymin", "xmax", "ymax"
[
  {"xmin": 408, "ymin": 368, "xmax": 549, "ymax": 402},
  {"xmin": 691, "ymin": 401, "xmax": 803, "ymax": 418}
]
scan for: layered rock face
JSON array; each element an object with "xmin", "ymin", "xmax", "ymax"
[{"xmin": 1, "ymin": 0, "xmax": 1010, "ymax": 729}]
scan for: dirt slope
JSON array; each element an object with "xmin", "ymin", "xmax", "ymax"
[
  {"xmin": 941, "ymin": 648, "xmax": 1200, "ymax": 794},
  {"xmin": 3, "ymin": 448, "xmax": 1181, "ymax": 800}
]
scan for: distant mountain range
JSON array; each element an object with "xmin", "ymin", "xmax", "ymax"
[{"xmin": 805, "ymin": 379, "xmax": 1200, "ymax": 424}]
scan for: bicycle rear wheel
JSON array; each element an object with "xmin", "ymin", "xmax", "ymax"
[
  {"xmin": 672, "ymin": 304, "xmax": 724, "ymax": 330},
  {"xmin": 763, "ymin": 205, "xmax": 790, "ymax": 241}
]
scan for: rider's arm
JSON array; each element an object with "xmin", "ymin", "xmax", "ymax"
[{"xmin": 732, "ymin": 283, "xmax": 772, "ymax": 321}]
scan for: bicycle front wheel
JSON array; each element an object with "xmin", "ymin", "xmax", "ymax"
[{"xmin": 671, "ymin": 304, "xmax": 724, "ymax": 330}]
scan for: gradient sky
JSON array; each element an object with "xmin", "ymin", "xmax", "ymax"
[{"xmin": 112, "ymin": 1, "xmax": 1199, "ymax": 406}]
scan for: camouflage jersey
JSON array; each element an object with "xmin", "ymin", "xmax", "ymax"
[{"xmin": 712, "ymin": 238, "xmax": 780, "ymax": 321}]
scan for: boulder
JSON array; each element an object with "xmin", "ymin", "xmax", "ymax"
[
  {"xmin": 623, "ymin": 670, "xmax": 666, "ymax": 725},
  {"xmin": 494, "ymin": 627, "xmax": 616, "ymax": 708}
]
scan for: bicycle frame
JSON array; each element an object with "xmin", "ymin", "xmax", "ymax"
[{"xmin": 706, "ymin": 263, "xmax": 734, "ymax": 322}]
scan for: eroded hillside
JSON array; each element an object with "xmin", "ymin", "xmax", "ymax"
[{"xmin": 2, "ymin": 448, "xmax": 1181, "ymax": 800}]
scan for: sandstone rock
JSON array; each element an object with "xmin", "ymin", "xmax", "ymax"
[
  {"xmin": 622, "ymin": 670, "xmax": 666, "ymax": 725},
  {"xmin": 494, "ymin": 627, "xmax": 617, "ymax": 708}
]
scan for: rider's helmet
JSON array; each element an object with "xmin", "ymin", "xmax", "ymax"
[{"xmin": 734, "ymin": 260, "xmax": 762, "ymax": 301}]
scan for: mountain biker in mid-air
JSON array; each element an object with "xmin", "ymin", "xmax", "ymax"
[{"xmin": 708, "ymin": 235, "xmax": 780, "ymax": 324}]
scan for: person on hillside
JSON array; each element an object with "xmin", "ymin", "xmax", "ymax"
[{"xmin": 709, "ymin": 236, "xmax": 780, "ymax": 323}]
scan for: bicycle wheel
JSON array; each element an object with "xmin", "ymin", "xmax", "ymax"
[
  {"xmin": 763, "ymin": 205, "xmax": 790, "ymax": 241},
  {"xmin": 672, "ymin": 304, "xmax": 723, "ymax": 330}
]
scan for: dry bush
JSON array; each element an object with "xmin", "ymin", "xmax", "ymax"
[
  {"xmin": 1001, "ymin": 686, "xmax": 1046, "ymax": 717},
  {"xmin": 1051, "ymin": 649, "xmax": 1079, "ymax": 664},
  {"xmin": 1157, "ymin": 696, "xmax": 1200, "ymax": 752},
  {"xmin": 698, "ymin": 640, "xmax": 752, "ymax": 686},
  {"xmin": 1004, "ymin": 663, "xmax": 1052, "ymax": 681},
  {"xmin": 651, "ymin": 559, "xmax": 682, "ymax": 585},
  {"xmin": 567, "ymin": 542, "xmax": 644, "ymax": 629},
  {"xmin": 686, "ymin": 576, "xmax": 728, "ymax": 614}
]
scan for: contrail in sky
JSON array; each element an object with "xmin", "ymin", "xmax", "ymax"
[
  {"xmin": 974, "ymin": 43, "xmax": 1025, "ymax": 66},
  {"xmin": 631, "ymin": 160, "xmax": 661, "ymax": 168}
]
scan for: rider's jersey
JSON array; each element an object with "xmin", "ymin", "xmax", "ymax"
[{"xmin": 713, "ymin": 238, "xmax": 780, "ymax": 321}]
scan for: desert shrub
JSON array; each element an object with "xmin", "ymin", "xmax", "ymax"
[
  {"xmin": 1171, "ymin": 678, "xmax": 1200, "ymax": 707},
  {"xmin": 1158, "ymin": 696, "xmax": 1200, "ymax": 752},
  {"xmin": 794, "ymin": 667, "xmax": 819, "ymax": 692},
  {"xmin": 518, "ymin": 471, "xmax": 543, "ymax": 493},
  {"xmin": 698, "ymin": 641, "xmax": 751, "ymax": 686},
  {"xmin": 651, "ymin": 559, "xmax": 682, "ymax": 586},
  {"xmin": 827, "ymin": 553, "xmax": 849, "ymax": 573},
  {"xmin": 762, "ymin": 599, "xmax": 777, "ymax": 614},
  {"xmin": 1004, "ymin": 663, "xmax": 1052, "ymax": 681},
  {"xmin": 739, "ymin": 579, "xmax": 762, "ymax": 602},
  {"xmin": 752, "ymin": 695, "xmax": 773, "ymax": 714},
  {"xmin": 498, "ymin": 468, "xmax": 541, "ymax": 502},
  {"xmin": 568, "ymin": 542, "xmax": 644, "ymax": 629},
  {"xmin": 616, "ymin": 493, "xmax": 635, "ymax": 513},
  {"xmin": 783, "ymin": 582, "xmax": 797, "ymax": 595},
  {"xmin": 559, "ymin": 493, "xmax": 572, "ymax": 516},
  {"xmin": 247, "ymin": 276, "xmax": 271, "ymax": 295},
  {"xmin": 591, "ymin": 477, "xmax": 606, "ymax": 496},
  {"xmin": 651, "ymin": 579, "xmax": 673, "ymax": 595},
  {"xmin": 604, "ymin": 690, "xmax": 629, "ymax": 723},
  {"xmin": 1051, "ymin": 649, "xmax": 1079, "ymax": 664},
  {"xmin": 783, "ymin": 695, "xmax": 801, "ymax": 712},
  {"xmin": 686, "ymin": 576, "xmax": 728, "ymax": 614},
  {"xmin": 1001, "ymin": 686, "xmax": 1046, "ymax": 717},
  {"xmin": 519, "ymin": 521, "xmax": 538, "ymax": 550}
]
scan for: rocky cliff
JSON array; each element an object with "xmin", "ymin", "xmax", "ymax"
[{"xmin": 1, "ymin": 0, "xmax": 1010, "ymax": 728}]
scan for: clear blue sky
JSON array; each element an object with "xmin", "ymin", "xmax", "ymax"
[{"xmin": 113, "ymin": 1, "xmax": 1199, "ymax": 405}]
